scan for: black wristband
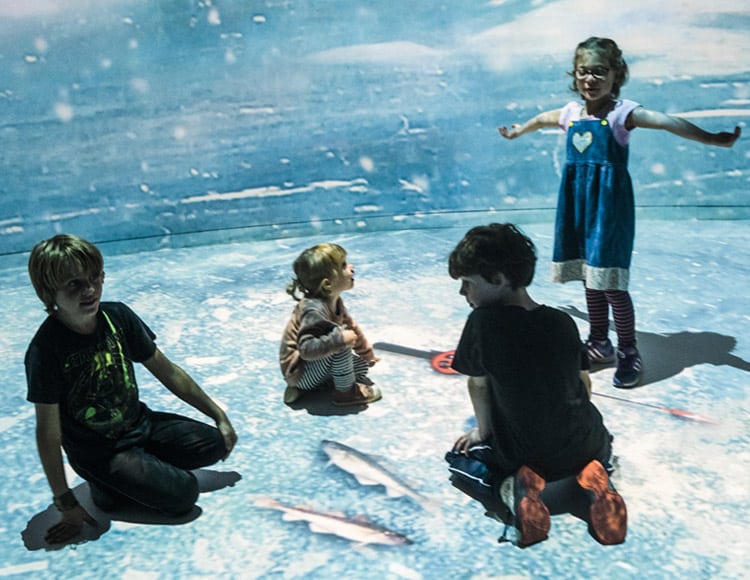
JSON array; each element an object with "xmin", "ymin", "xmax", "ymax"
[{"xmin": 53, "ymin": 489, "xmax": 79, "ymax": 511}]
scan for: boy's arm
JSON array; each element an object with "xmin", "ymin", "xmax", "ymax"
[
  {"xmin": 142, "ymin": 348, "xmax": 237, "ymax": 458},
  {"xmin": 453, "ymin": 375, "xmax": 493, "ymax": 454},
  {"xmin": 628, "ymin": 107, "xmax": 741, "ymax": 147},
  {"xmin": 468, "ymin": 375, "xmax": 493, "ymax": 438},
  {"xmin": 35, "ymin": 403, "xmax": 97, "ymax": 543},
  {"xmin": 498, "ymin": 109, "xmax": 561, "ymax": 140},
  {"xmin": 35, "ymin": 404, "xmax": 69, "ymax": 498},
  {"xmin": 580, "ymin": 370, "xmax": 592, "ymax": 399}
]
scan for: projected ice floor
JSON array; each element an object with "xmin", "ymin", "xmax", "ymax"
[
  {"xmin": 3, "ymin": 221, "xmax": 749, "ymax": 578},
  {"xmin": 0, "ymin": 0, "xmax": 748, "ymax": 578}
]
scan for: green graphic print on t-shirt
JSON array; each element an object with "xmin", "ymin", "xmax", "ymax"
[{"xmin": 62, "ymin": 312, "xmax": 140, "ymax": 439}]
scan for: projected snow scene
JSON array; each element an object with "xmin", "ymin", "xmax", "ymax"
[{"xmin": 1, "ymin": 1, "xmax": 748, "ymax": 578}]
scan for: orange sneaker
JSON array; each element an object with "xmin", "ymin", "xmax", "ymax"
[
  {"xmin": 500, "ymin": 465, "xmax": 550, "ymax": 548},
  {"xmin": 577, "ymin": 460, "xmax": 627, "ymax": 545},
  {"xmin": 331, "ymin": 383, "xmax": 382, "ymax": 406}
]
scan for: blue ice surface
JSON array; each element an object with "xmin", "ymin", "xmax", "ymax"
[
  {"xmin": 1, "ymin": 0, "xmax": 749, "ymax": 578},
  {"xmin": 2, "ymin": 221, "xmax": 749, "ymax": 579}
]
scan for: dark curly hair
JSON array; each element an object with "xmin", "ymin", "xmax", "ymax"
[{"xmin": 448, "ymin": 223, "xmax": 537, "ymax": 289}]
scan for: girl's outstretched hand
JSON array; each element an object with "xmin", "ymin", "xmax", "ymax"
[
  {"xmin": 714, "ymin": 125, "xmax": 741, "ymax": 147},
  {"xmin": 498, "ymin": 125, "xmax": 522, "ymax": 140}
]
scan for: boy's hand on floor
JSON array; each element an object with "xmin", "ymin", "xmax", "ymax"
[
  {"xmin": 45, "ymin": 504, "xmax": 97, "ymax": 544},
  {"xmin": 452, "ymin": 427, "xmax": 483, "ymax": 455}
]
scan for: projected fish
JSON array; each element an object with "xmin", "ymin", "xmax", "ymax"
[
  {"xmin": 253, "ymin": 496, "xmax": 412, "ymax": 546},
  {"xmin": 321, "ymin": 439, "xmax": 433, "ymax": 509}
]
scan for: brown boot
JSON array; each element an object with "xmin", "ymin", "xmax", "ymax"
[
  {"xmin": 331, "ymin": 383, "xmax": 382, "ymax": 406},
  {"xmin": 283, "ymin": 386, "xmax": 302, "ymax": 404}
]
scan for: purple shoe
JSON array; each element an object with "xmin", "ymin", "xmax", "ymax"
[
  {"xmin": 613, "ymin": 347, "xmax": 642, "ymax": 388},
  {"xmin": 586, "ymin": 338, "xmax": 615, "ymax": 364}
]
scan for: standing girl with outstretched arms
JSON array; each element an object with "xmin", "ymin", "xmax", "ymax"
[{"xmin": 499, "ymin": 36, "xmax": 740, "ymax": 388}]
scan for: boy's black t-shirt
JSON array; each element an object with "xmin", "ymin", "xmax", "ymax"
[
  {"xmin": 452, "ymin": 303, "xmax": 607, "ymax": 481},
  {"xmin": 25, "ymin": 302, "xmax": 157, "ymax": 448}
]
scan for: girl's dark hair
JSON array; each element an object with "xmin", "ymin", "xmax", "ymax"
[
  {"xmin": 568, "ymin": 36, "xmax": 629, "ymax": 98},
  {"xmin": 448, "ymin": 223, "xmax": 536, "ymax": 289}
]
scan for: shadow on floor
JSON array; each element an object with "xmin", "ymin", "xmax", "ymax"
[
  {"xmin": 449, "ymin": 471, "xmax": 595, "ymax": 547},
  {"xmin": 21, "ymin": 468, "xmax": 242, "ymax": 551},
  {"xmin": 559, "ymin": 305, "xmax": 750, "ymax": 387},
  {"xmin": 285, "ymin": 383, "xmax": 374, "ymax": 416}
]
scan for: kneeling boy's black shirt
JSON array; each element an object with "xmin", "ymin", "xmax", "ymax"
[{"xmin": 452, "ymin": 303, "xmax": 608, "ymax": 481}]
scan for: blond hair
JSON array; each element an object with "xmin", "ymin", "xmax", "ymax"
[
  {"xmin": 28, "ymin": 234, "xmax": 104, "ymax": 313},
  {"xmin": 286, "ymin": 242, "xmax": 347, "ymax": 301}
]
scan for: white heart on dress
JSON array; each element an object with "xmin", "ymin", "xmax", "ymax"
[{"xmin": 572, "ymin": 131, "xmax": 593, "ymax": 153}]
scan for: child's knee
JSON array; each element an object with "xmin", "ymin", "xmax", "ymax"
[
  {"xmin": 160, "ymin": 471, "xmax": 199, "ymax": 516},
  {"xmin": 204, "ymin": 427, "xmax": 229, "ymax": 465}
]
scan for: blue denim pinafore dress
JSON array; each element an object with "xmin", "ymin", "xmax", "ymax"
[{"xmin": 552, "ymin": 104, "xmax": 638, "ymax": 291}]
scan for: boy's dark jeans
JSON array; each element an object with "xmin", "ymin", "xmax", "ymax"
[{"xmin": 68, "ymin": 409, "xmax": 227, "ymax": 515}]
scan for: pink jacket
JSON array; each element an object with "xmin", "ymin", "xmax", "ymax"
[{"xmin": 279, "ymin": 296, "xmax": 375, "ymax": 387}]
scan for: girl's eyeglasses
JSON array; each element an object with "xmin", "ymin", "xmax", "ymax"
[{"xmin": 574, "ymin": 67, "xmax": 610, "ymax": 81}]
